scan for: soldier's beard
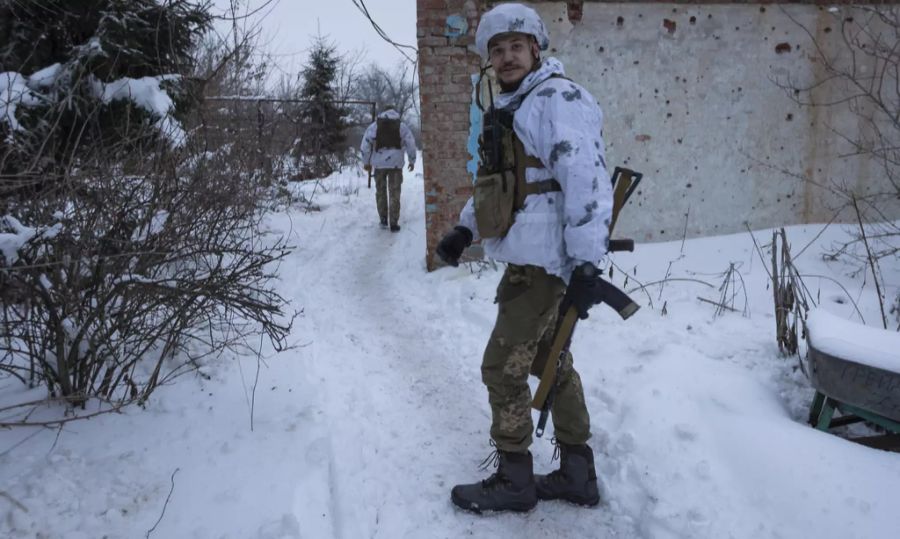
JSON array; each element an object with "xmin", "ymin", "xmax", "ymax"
[{"xmin": 498, "ymin": 55, "xmax": 541, "ymax": 93}]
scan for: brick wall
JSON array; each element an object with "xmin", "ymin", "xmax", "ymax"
[{"xmin": 417, "ymin": 0, "xmax": 483, "ymax": 270}]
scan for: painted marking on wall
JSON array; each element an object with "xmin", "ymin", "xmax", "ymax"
[
  {"xmin": 467, "ymin": 73, "xmax": 482, "ymax": 183},
  {"xmin": 445, "ymin": 14, "xmax": 468, "ymax": 38}
]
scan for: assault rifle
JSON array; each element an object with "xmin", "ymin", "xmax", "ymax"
[{"xmin": 533, "ymin": 167, "xmax": 643, "ymax": 437}]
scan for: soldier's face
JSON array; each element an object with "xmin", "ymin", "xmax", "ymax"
[{"xmin": 488, "ymin": 33, "xmax": 539, "ymax": 89}]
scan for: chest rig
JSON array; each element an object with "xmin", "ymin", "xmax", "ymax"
[{"xmin": 473, "ymin": 76, "xmax": 563, "ymax": 239}]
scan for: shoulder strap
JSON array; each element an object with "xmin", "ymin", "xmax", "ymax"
[{"xmin": 512, "ymin": 136, "xmax": 560, "ymax": 210}]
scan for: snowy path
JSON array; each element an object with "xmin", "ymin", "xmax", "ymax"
[
  {"xmin": 280, "ymin": 171, "xmax": 628, "ymax": 537},
  {"xmin": 2, "ymin": 164, "xmax": 900, "ymax": 538}
]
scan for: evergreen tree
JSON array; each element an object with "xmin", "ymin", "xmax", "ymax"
[
  {"xmin": 0, "ymin": 0, "xmax": 211, "ymax": 180},
  {"xmin": 296, "ymin": 37, "xmax": 348, "ymax": 179}
]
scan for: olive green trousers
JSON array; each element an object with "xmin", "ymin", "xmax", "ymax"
[
  {"xmin": 374, "ymin": 168, "xmax": 402, "ymax": 226},
  {"xmin": 482, "ymin": 264, "xmax": 591, "ymax": 453}
]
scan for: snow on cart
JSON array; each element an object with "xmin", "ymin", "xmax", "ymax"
[{"xmin": 805, "ymin": 309, "xmax": 900, "ymax": 451}]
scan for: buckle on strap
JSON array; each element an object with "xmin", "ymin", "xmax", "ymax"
[{"xmin": 523, "ymin": 179, "xmax": 562, "ymax": 196}]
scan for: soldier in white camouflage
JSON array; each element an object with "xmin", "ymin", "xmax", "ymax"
[
  {"xmin": 436, "ymin": 3, "xmax": 612, "ymax": 514},
  {"xmin": 360, "ymin": 106, "xmax": 417, "ymax": 232}
]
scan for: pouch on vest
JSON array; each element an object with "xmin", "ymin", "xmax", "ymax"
[
  {"xmin": 375, "ymin": 118, "xmax": 401, "ymax": 150},
  {"xmin": 474, "ymin": 110, "xmax": 517, "ymax": 238},
  {"xmin": 474, "ymin": 171, "xmax": 516, "ymax": 238}
]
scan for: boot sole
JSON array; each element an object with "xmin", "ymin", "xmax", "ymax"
[
  {"xmin": 536, "ymin": 493, "xmax": 601, "ymax": 507},
  {"xmin": 450, "ymin": 492, "xmax": 537, "ymax": 515}
]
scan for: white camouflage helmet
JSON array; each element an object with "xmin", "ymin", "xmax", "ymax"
[{"xmin": 475, "ymin": 3, "xmax": 550, "ymax": 60}]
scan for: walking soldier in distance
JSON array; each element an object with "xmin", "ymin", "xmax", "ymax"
[
  {"xmin": 360, "ymin": 106, "xmax": 417, "ymax": 232},
  {"xmin": 436, "ymin": 3, "xmax": 613, "ymax": 513}
]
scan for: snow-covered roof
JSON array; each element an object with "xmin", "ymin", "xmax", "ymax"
[{"xmin": 807, "ymin": 308, "xmax": 900, "ymax": 373}]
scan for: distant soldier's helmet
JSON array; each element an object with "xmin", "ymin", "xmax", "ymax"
[{"xmin": 475, "ymin": 3, "xmax": 550, "ymax": 60}]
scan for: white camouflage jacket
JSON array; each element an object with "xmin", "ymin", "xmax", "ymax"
[
  {"xmin": 360, "ymin": 109, "xmax": 417, "ymax": 170},
  {"xmin": 459, "ymin": 58, "xmax": 613, "ymax": 283}
]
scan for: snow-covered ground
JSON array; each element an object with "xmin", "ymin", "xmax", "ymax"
[{"xmin": 2, "ymin": 161, "xmax": 899, "ymax": 538}]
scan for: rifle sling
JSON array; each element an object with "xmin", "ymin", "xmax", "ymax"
[{"xmin": 531, "ymin": 307, "xmax": 579, "ymax": 410}]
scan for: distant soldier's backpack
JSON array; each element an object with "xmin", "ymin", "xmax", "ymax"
[{"xmin": 375, "ymin": 117, "xmax": 402, "ymax": 150}]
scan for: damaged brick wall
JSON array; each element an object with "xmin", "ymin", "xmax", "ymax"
[{"xmin": 417, "ymin": 0, "xmax": 483, "ymax": 270}]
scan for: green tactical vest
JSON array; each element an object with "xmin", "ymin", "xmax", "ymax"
[{"xmin": 473, "ymin": 116, "xmax": 561, "ymax": 239}]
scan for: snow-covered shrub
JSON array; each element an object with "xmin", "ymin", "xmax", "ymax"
[
  {"xmin": 0, "ymin": 2, "xmax": 295, "ymax": 411},
  {"xmin": 0, "ymin": 139, "xmax": 294, "ymax": 406}
]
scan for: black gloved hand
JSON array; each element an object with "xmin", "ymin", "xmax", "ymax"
[
  {"xmin": 561, "ymin": 262, "xmax": 602, "ymax": 320},
  {"xmin": 436, "ymin": 226, "xmax": 473, "ymax": 267}
]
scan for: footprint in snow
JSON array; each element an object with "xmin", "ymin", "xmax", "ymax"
[{"xmin": 673, "ymin": 423, "xmax": 698, "ymax": 442}]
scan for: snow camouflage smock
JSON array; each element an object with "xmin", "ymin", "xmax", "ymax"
[
  {"xmin": 360, "ymin": 109, "xmax": 417, "ymax": 170},
  {"xmin": 459, "ymin": 58, "xmax": 613, "ymax": 283}
]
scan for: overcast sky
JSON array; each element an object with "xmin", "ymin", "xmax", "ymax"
[{"xmin": 211, "ymin": 0, "xmax": 417, "ymax": 82}]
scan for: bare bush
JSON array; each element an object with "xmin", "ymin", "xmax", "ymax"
[
  {"xmin": 0, "ymin": 135, "xmax": 294, "ymax": 409},
  {"xmin": 0, "ymin": 1, "xmax": 295, "ymax": 418},
  {"xmin": 780, "ymin": 5, "xmax": 899, "ymax": 327}
]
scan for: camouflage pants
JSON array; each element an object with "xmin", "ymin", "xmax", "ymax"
[
  {"xmin": 374, "ymin": 168, "xmax": 403, "ymax": 226},
  {"xmin": 482, "ymin": 264, "xmax": 591, "ymax": 453}
]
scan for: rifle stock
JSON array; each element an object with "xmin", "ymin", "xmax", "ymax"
[{"xmin": 532, "ymin": 167, "xmax": 644, "ymax": 436}]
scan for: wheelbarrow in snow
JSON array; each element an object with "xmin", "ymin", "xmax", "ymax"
[{"xmin": 805, "ymin": 308, "xmax": 900, "ymax": 451}]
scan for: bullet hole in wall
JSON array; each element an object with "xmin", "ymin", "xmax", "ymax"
[
  {"xmin": 786, "ymin": 113, "xmax": 793, "ymax": 121},
  {"xmin": 617, "ymin": 16, "xmax": 624, "ymax": 27},
  {"xmin": 825, "ymin": 27, "xmax": 832, "ymax": 33},
  {"xmin": 664, "ymin": 19, "xmax": 676, "ymax": 34},
  {"xmin": 760, "ymin": 6, "xmax": 766, "ymax": 13},
  {"xmin": 598, "ymin": 46, "xmax": 605, "ymax": 52},
  {"xmin": 775, "ymin": 42, "xmax": 792, "ymax": 54},
  {"xmin": 690, "ymin": 16, "xmax": 696, "ymax": 25}
]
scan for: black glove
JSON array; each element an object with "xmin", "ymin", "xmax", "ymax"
[
  {"xmin": 436, "ymin": 226, "xmax": 473, "ymax": 267},
  {"xmin": 561, "ymin": 262, "xmax": 602, "ymax": 320}
]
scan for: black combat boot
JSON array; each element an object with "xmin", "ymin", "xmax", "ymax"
[
  {"xmin": 451, "ymin": 449, "xmax": 537, "ymax": 514},
  {"xmin": 535, "ymin": 442, "xmax": 600, "ymax": 506}
]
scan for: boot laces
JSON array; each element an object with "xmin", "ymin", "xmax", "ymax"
[
  {"xmin": 551, "ymin": 437, "xmax": 561, "ymax": 462},
  {"xmin": 477, "ymin": 441, "xmax": 510, "ymax": 490},
  {"xmin": 546, "ymin": 438, "xmax": 569, "ymax": 484},
  {"xmin": 478, "ymin": 440, "xmax": 500, "ymax": 471}
]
